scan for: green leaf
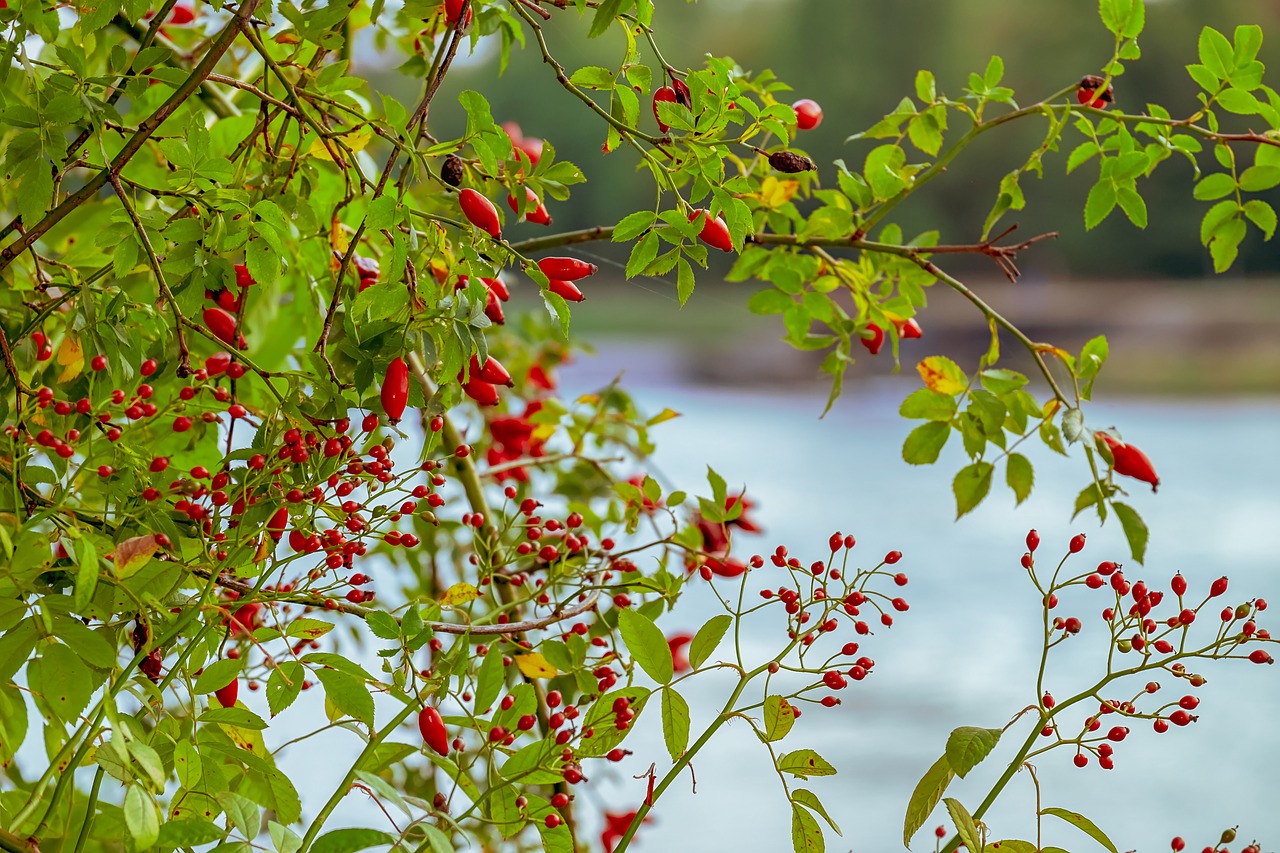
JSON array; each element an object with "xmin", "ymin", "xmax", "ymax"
[
  {"xmin": 793, "ymin": 789, "xmax": 841, "ymax": 835},
  {"xmin": 899, "ymin": 389, "xmax": 957, "ymax": 421},
  {"xmin": 990, "ymin": 843, "xmax": 1039, "ymax": 853},
  {"xmin": 1239, "ymin": 165, "xmax": 1280, "ymax": 192},
  {"xmin": 1116, "ymin": 186, "xmax": 1147, "ymax": 228},
  {"xmin": 474, "ymin": 645, "xmax": 505, "ymax": 714},
  {"xmin": 902, "ymin": 422, "xmax": 951, "ymax": 466},
  {"xmin": 953, "ymin": 462, "xmax": 995, "ymax": 519},
  {"xmin": 903, "ymin": 754, "xmax": 954, "ymax": 848},
  {"xmin": 1041, "ymin": 807, "xmax": 1119, "ymax": 853},
  {"xmin": 266, "ymin": 661, "xmax": 304, "ymax": 717},
  {"xmin": 28, "ymin": 644, "xmax": 93, "ymax": 722},
  {"xmin": 625, "ymin": 231, "xmax": 660, "ymax": 278},
  {"xmin": 202, "ymin": 707, "xmax": 268, "ymax": 730},
  {"xmin": 1066, "ymin": 141, "xmax": 1099, "ymax": 174},
  {"xmin": 613, "ymin": 210, "xmax": 656, "ymax": 242},
  {"xmin": 194, "ymin": 657, "xmax": 243, "ymax": 694},
  {"xmin": 568, "ymin": 65, "xmax": 616, "ymax": 89},
  {"xmin": 417, "ymin": 824, "xmax": 454, "ymax": 853},
  {"xmin": 1006, "ymin": 453, "xmax": 1034, "ymax": 506},
  {"xmin": 365, "ymin": 610, "xmax": 400, "ymax": 640},
  {"xmin": 1198, "ymin": 26, "xmax": 1235, "ymax": 80},
  {"xmin": 76, "ymin": 0, "xmax": 122, "ymax": 34},
  {"xmin": 1194, "ymin": 173, "xmax": 1237, "ymax": 201},
  {"xmin": 618, "ymin": 607, "xmax": 674, "ymax": 684},
  {"xmin": 1084, "ymin": 180, "xmax": 1117, "ymax": 229},
  {"xmin": 687, "ymin": 614, "xmax": 732, "ymax": 670},
  {"xmin": 944, "ymin": 798, "xmax": 982, "ymax": 853},
  {"xmin": 217, "ymin": 791, "xmax": 261, "ymax": 840},
  {"xmin": 945, "ymin": 726, "xmax": 1001, "ymax": 779},
  {"xmin": 791, "ymin": 802, "xmax": 826, "ymax": 853},
  {"xmin": 72, "ymin": 537, "xmax": 99, "ymax": 613},
  {"xmin": 676, "ymin": 258, "xmax": 695, "ymax": 306},
  {"xmin": 864, "ymin": 144, "xmax": 907, "ymax": 200},
  {"xmin": 1113, "ymin": 502, "xmax": 1149, "ymax": 564},
  {"xmin": 761, "ymin": 695, "xmax": 797, "ymax": 742},
  {"xmin": 1098, "ymin": 0, "xmax": 1133, "ymax": 36},
  {"xmin": 661, "ymin": 688, "xmax": 690, "ymax": 760},
  {"xmin": 983, "ymin": 55, "xmax": 1004, "ymax": 88},
  {"xmin": 1217, "ymin": 88, "xmax": 1262, "ymax": 115},
  {"xmin": 1209, "ymin": 216, "xmax": 1247, "ymax": 272},
  {"xmin": 777, "ymin": 749, "xmax": 837, "ymax": 779},
  {"xmin": 1243, "ymin": 200, "xmax": 1277, "ymax": 240},
  {"xmin": 124, "ymin": 786, "xmax": 160, "ymax": 850},
  {"xmin": 312, "ymin": 828, "xmax": 396, "ymax": 853},
  {"xmin": 315, "ymin": 668, "xmax": 375, "ymax": 727},
  {"xmin": 157, "ymin": 819, "xmax": 227, "ymax": 847}
]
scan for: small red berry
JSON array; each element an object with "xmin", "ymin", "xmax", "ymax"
[
  {"xmin": 1069, "ymin": 534, "xmax": 1086, "ymax": 553},
  {"xmin": 792, "ymin": 98, "xmax": 823, "ymax": 130}
]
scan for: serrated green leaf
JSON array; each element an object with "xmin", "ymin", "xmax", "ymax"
[
  {"xmin": 945, "ymin": 726, "xmax": 1002, "ymax": 778},
  {"xmin": 312, "ymin": 828, "xmax": 395, "ymax": 853},
  {"xmin": 953, "ymin": 462, "xmax": 994, "ymax": 518},
  {"xmin": 1006, "ymin": 453, "xmax": 1034, "ymax": 505},
  {"xmin": 625, "ymin": 231, "xmax": 659, "ymax": 278},
  {"xmin": 903, "ymin": 754, "xmax": 954, "ymax": 848},
  {"xmin": 365, "ymin": 610, "xmax": 400, "ymax": 640},
  {"xmin": 1194, "ymin": 173, "xmax": 1237, "ymax": 201},
  {"xmin": 903, "ymin": 422, "xmax": 951, "ymax": 466},
  {"xmin": 661, "ymin": 688, "xmax": 690, "ymax": 760},
  {"xmin": 1113, "ymin": 501, "xmax": 1149, "ymax": 564},
  {"xmin": 613, "ymin": 210, "xmax": 656, "ymax": 242},
  {"xmin": 618, "ymin": 607, "xmax": 673, "ymax": 684},
  {"xmin": 1041, "ymin": 807, "xmax": 1119, "ymax": 853},
  {"xmin": 900, "ymin": 389, "xmax": 957, "ymax": 421},
  {"xmin": 124, "ymin": 786, "xmax": 160, "ymax": 849},
  {"xmin": 315, "ymin": 668, "xmax": 375, "ymax": 727},
  {"xmin": 792, "ymin": 802, "xmax": 826, "ymax": 853},
  {"xmin": 762, "ymin": 695, "xmax": 796, "ymax": 743},
  {"xmin": 793, "ymin": 789, "xmax": 841, "ymax": 835},
  {"xmin": 777, "ymin": 749, "xmax": 837, "ymax": 779},
  {"xmin": 687, "ymin": 614, "xmax": 731, "ymax": 669},
  {"xmin": 194, "ymin": 658, "xmax": 242, "ymax": 694},
  {"xmin": 1084, "ymin": 181, "xmax": 1117, "ymax": 230}
]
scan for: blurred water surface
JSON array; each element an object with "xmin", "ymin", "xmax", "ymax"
[{"xmin": 553, "ymin": 366, "xmax": 1280, "ymax": 852}]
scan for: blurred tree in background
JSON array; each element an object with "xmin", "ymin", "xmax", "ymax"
[{"xmin": 365, "ymin": 0, "xmax": 1280, "ymax": 279}]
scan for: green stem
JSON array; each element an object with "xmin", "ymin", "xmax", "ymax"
[{"xmin": 70, "ymin": 767, "xmax": 104, "ymax": 853}]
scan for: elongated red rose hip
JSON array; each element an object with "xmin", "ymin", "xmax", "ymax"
[
  {"xmin": 860, "ymin": 323, "xmax": 885, "ymax": 355},
  {"xmin": 203, "ymin": 307, "xmax": 241, "ymax": 348},
  {"xmin": 419, "ymin": 706, "xmax": 450, "ymax": 755},
  {"xmin": 547, "ymin": 279, "xmax": 585, "ymax": 302},
  {"xmin": 381, "ymin": 357, "xmax": 409, "ymax": 424},
  {"xmin": 471, "ymin": 355, "xmax": 512, "ymax": 386},
  {"xmin": 214, "ymin": 679, "xmax": 238, "ymax": 709},
  {"xmin": 1111, "ymin": 441, "xmax": 1160, "ymax": 492},
  {"xmin": 537, "ymin": 257, "xmax": 597, "ymax": 281},
  {"xmin": 690, "ymin": 209, "xmax": 733, "ymax": 252},
  {"xmin": 234, "ymin": 263, "xmax": 255, "ymax": 287},
  {"xmin": 463, "ymin": 378, "xmax": 500, "ymax": 406},
  {"xmin": 459, "ymin": 188, "xmax": 501, "ymax": 239}
]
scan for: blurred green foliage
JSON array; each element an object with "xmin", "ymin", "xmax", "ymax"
[{"xmin": 373, "ymin": 0, "xmax": 1280, "ymax": 278}]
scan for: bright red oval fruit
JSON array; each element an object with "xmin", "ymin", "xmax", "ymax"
[
  {"xmin": 900, "ymin": 318, "xmax": 923, "ymax": 339},
  {"xmin": 537, "ymin": 257, "xmax": 597, "ymax": 281},
  {"xmin": 234, "ymin": 263, "xmax": 255, "ymax": 288},
  {"xmin": 458, "ymin": 188, "xmax": 501, "ymax": 239},
  {"xmin": 689, "ymin": 209, "xmax": 733, "ymax": 253},
  {"xmin": 203, "ymin": 307, "xmax": 239, "ymax": 348},
  {"xmin": 793, "ymin": 98, "xmax": 823, "ymax": 130},
  {"xmin": 547, "ymin": 279, "xmax": 584, "ymax": 302},
  {"xmin": 418, "ymin": 706, "xmax": 450, "ymax": 755},
  {"xmin": 266, "ymin": 507, "xmax": 289, "ymax": 540},
  {"xmin": 1111, "ymin": 441, "xmax": 1160, "ymax": 492},
  {"xmin": 214, "ymin": 679, "xmax": 238, "ymax": 709},
  {"xmin": 205, "ymin": 351, "xmax": 231, "ymax": 376},
  {"xmin": 483, "ymin": 288, "xmax": 506, "ymax": 324},
  {"xmin": 381, "ymin": 357, "xmax": 410, "ymax": 424},
  {"xmin": 463, "ymin": 378, "xmax": 500, "ymax": 407},
  {"xmin": 482, "ymin": 276, "xmax": 510, "ymax": 301},
  {"xmin": 652, "ymin": 86, "xmax": 678, "ymax": 132},
  {"xmin": 471, "ymin": 354, "xmax": 512, "ymax": 386}
]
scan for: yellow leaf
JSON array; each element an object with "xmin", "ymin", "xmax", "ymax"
[
  {"xmin": 530, "ymin": 423, "xmax": 556, "ymax": 444},
  {"xmin": 646, "ymin": 408, "xmax": 681, "ymax": 426},
  {"xmin": 253, "ymin": 536, "xmax": 273, "ymax": 563},
  {"xmin": 758, "ymin": 176, "xmax": 799, "ymax": 208},
  {"xmin": 329, "ymin": 215, "xmax": 349, "ymax": 265},
  {"xmin": 916, "ymin": 356, "xmax": 968, "ymax": 396},
  {"xmin": 309, "ymin": 130, "xmax": 372, "ymax": 161},
  {"xmin": 273, "ymin": 30, "xmax": 301, "ymax": 44},
  {"xmin": 576, "ymin": 394, "xmax": 600, "ymax": 405},
  {"xmin": 113, "ymin": 534, "xmax": 158, "ymax": 579},
  {"xmin": 1042, "ymin": 398, "xmax": 1062, "ymax": 418},
  {"xmin": 56, "ymin": 337, "xmax": 83, "ymax": 383},
  {"xmin": 439, "ymin": 582, "xmax": 479, "ymax": 607},
  {"xmin": 514, "ymin": 653, "xmax": 558, "ymax": 680}
]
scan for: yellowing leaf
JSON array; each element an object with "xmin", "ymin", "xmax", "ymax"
[
  {"xmin": 1042, "ymin": 398, "xmax": 1062, "ymax": 418},
  {"xmin": 329, "ymin": 215, "xmax": 349, "ymax": 262},
  {"xmin": 56, "ymin": 337, "xmax": 83, "ymax": 382},
  {"xmin": 113, "ymin": 534, "xmax": 158, "ymax": 579},
  {"xmin": 253, "ymin": 536, "xmax": 273, "ymax": 563},
  {"xmin": 646, "ymin": 408, "xmax": 682, "ymax": 426},
  {"xmin": 757, "ymin": 176, "xmax": 800, "ymax": 208},
  {"xmin": 439, "ymin": 582, "xmax": 479, "ymax": 607},
  {"xmin": 530, "ymin": 423, "xmax": 557, "ymax": 444},
  {"xmin": 273, "ymin": 31, "xmax": 302, "ymax": 44},
  {"xmin": 514, "ymin": 653, "xmax": 558, "ymax": 679},
  {"xmin": 917, "ymin": 356, "xmax": 968, "ymax": 396},
  {"xmin": 309, "ymin": 130, "xmax": 372, "ymax": 161}
]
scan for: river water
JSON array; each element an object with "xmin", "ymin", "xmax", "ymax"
[{"xmin": 566, "ymin": 372, "xmax": 1280, "ymax": 853}]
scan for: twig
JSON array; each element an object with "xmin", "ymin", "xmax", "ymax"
[{"xmin": 106, "ymin": 173, "xmax": 192, "ymax": 376}]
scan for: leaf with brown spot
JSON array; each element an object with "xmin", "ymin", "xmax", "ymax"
[{"xmin": 114, "ymin": 534, "xmax": 158, "ymax": 579}]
